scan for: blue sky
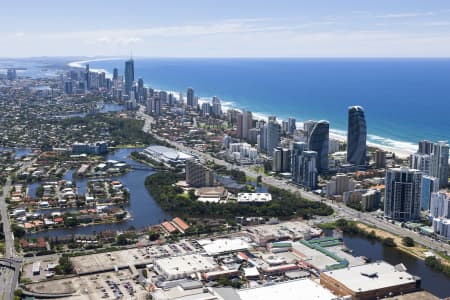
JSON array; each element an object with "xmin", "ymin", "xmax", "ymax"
[{"xmin": 2, "ymin": 0, "xmax": 450, "ymax": 57}]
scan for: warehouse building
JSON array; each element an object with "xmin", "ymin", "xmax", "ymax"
[
  {"xmin": 320, "ymin": 261, "xmax": 420, "ymax": 299},
  {"xmin": 153, "ymin": 254, "xmax": 217, "ymax": 280}
]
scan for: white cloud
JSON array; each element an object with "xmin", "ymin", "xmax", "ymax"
[
  {"xmin": 376, "ymin": 11, "xmax": 435, "ymax": 18},
  {"xmin": 1, "ymin": 19, "xmax": 450, "ymax": 57}
]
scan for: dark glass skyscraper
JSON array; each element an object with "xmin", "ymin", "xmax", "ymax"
[
  {"xmin": 85, "ymin": 64, "xmax": 91, "ymax": 89},
  {"xmin": 307, "ymin": 120, "xmax": 329, "ymax": 173},
  {"xmin": 187, "ymin": 87, "xmax": 195, "ymax": 107},
  {"xmin": 347, "ymin": 106, "xmax": 367, "ymax": 167},
  {"xmin": 124, "ymin": 58, "xmax": 134, "ymax": 95},
  {"xmin": 113, "ymin": 68, "xmax": 118, "ymax": 80}
]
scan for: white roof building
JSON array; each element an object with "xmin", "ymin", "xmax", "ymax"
[
  {"xmin": 237, "ymin": 279, "xmax": 339, "ymax": 300},
  {"xmin": 237, "ymin": 193, "xmax": 272, "ymax": 203},
  {"xmin": 199, "ymin": 238, "xmax": 250, "ymax": 256},
  {"xmin": 320, "ymin": 261, "xmax": 420, "ymax": 299},
  {"xmin": 154, "ymin": 254, "xmax": 217, "ymax": 280}
]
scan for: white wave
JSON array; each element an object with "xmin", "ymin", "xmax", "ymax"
[
  {"xmin": 67, "ymin": 57, "xmax": 123, "ymax": 79},
  {"xmin": 68, "ymin": 57, "xmax": 123, "ymax": 68}
]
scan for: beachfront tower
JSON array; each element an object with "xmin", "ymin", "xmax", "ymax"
[
  {"xmin": 291, "ymin": 142, "xmax": 307, "ymax": 184},
  {"xmin": 430, "ymin": 141, "xmax": 449, "ymax": 188},
  {"xmin": 266, "ymin": 119, "xmax": 281, "ymax": 156},
  {"xmin": 288, "ymin": 117, "xmax": 296, "ymax": 135},
  {"xmin": 384, "ymin": 167, "xmax": 422, "ymax": 221},
  {"xmin": 124, "ymin": 58, "xmax": 134, "ymax": 95},
  {"xmin": 186, "ymin": 87, "xmax": 198, "ymax": 108},
  {"xmin": 347, "ymin": 106, "xmax": 367, "ymax": 167},
  {"xmin": 307, "ymin": 120, "xmax": 329, "ymax": 173}
]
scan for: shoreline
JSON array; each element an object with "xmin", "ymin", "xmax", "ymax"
[{"xmin": 67, "ymin": 58, "xmax": 419, "ymax": 159}]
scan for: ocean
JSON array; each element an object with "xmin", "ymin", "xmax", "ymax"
[{"xmin": 78, "ymin": 58, "xmax": 450, "ymax": 154}]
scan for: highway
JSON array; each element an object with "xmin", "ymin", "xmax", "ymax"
[
  {"xmin": 0, "ymin": 159, "xmax": 33, "ymax": 300},
  {"xmin": 137, "ymin": 106, "xmax": 450, "ymax": 255},
  {"xmin": 1, "ymin": 178, "xmax": 15, "ymax": 259}
]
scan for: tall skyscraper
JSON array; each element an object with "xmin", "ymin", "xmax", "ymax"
[
  {"xmin": 237, "ymin": 110, "xmax": 253, "ymax": 140},
  {"xmin": 153, "ymin": 98, "xmax": 161, "ymax": 116},
  {"xmin": 308, "ymin": 120, "xmax": 329, "ymax": 173},
  {"xmin": 384, "ymin": 167, "xmax": 422, "ymax": 221},
  {"xmin": 430, "ymin": 141, "xmax": 449, "ymax": 188},
  {"xmin": 418, "ymin": 140, "xmax": 434, "ymax": 155},
  {"xmin": 281, "ymin": 121, "xmax": 289, "ymax": 135},
  {"xmin": 186, "ymin": 87, "xmax": 195, "ymax": 107},
  {"xmin": 212, "ymin": 96, "xmax": 222, "ymax": 117},
  {"xmin": 291, "ymin": 142, "xmax": 307, "ymax": 184},
  {"xmin": 159, "ymin": 91, "xmax": 167, "ymax": 104},
  {"xmin": 113, "ymin": 68, "xmax": 119, "ymax": 80},
  {"xmin": 287, "ymin": 117, "xmax": 296, "ymax": 135},
  {"xmin": 410, "ymin": 153, "xmax": 431, "ymax": 175},
  {"xmin": 272, "ymin": 147, "xmax": 291, "ymax": 173},
  {"xmin": 374, "ymin": 150, "xmax": 386, "ymax": 169},
  {"xmin": 168, "ymin": 93, "xmax": 175, "ymax": 106},
  {"xmin": 421, "ymin": 175, "xmax": 439, "ymax": 211},
  {"xmin": 137, "ymin": 78, "xmax": 144, "ymax": 100},
  {"xmin": 258, "ymin": 125, "xmax": 268, "ymax": 152},
  {"xmin": 303, "ymin": 120, "xmax": 317, "ymax": 139},
  {"xmin": 266, "ymin": 120, "xmax": 281, "ymax": 156},
  {"xmin": 430, "ymin": 192, "xmax": 450, "ymax": 218},
  {"xmin": 347, "ymin": 106, "xmax": 367, "ymax": 167},
  {"xmin": 124, "ymin": 58, "xmax": 134, "ymax": 95},
  {"xmin": 299, "ymin": 151, "xmax": 318, "ymax": 190},
  {"xmin": 201, "ymin": 102, "xmax": 211, "ymax": 117},
  {"xmin": 85, "ymin": 64, "xmax": 91, "ymax": 89}
]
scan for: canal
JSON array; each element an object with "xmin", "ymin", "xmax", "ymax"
[
  {"xmin": 341, "ymin": 233, "xmax": 450, "ymax": 298},
  {"xmin": 27, "ymin": 148, "xmax": 171, "ymax": 238}
]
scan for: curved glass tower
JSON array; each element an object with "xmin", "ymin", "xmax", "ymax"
[
  {"xmin": 347, "ymin": 106, "xmax": 367, "ymax": 167},
  {"xmin": 308, "ymin": 120, "xmax": 329, "ymax": 173}
]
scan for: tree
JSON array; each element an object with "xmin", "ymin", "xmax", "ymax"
[
  {"xmin": 116, "ymin": 234, "xmax": 129, "ymax": 245},
  {"xmin": 56, "ymin": 254, "xmax": 74, "ymax": 274},
  {"xmin": 14, "ymin": 289, "xmax": 23, "ymax": 300},
  {"xmin": 367, "ymin": 230, "xmax": 377, "ymax": 240},
  {"xmin": 383, "ymin": 237, "xmax": 396, "ymax": 247},
  {"xmin": 148, "ymin": 230, "xmax": 160, "ymax": 241},
  {"xmin": 402, "ymin": 236, "xmax": 415, "ymax": 247},
  {"xmin": 425, "ymin": 256, "xmax": 443, "ymax": 270},
  {"xmin": 12, "ymin": 224, "xmax": 26, "ymax": 238}
]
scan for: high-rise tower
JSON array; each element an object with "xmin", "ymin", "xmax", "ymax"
[
  {"xmin": 430, "ymin": 141, "xmax": 449, "ymax": 188},
  {"xmin": 347, "ymin": 106, "xmax": 367, "ymax": 167},
  {"xmin": 384, "ymin": 167, "xmax": 422, "ymax": 221},
  {"xmin": 124, "ymin": 58, "xmax": 134, "ymax": 95},
  {"xmin": 308, "ymin": 120, "xmax": 329, "ymax": 173}
]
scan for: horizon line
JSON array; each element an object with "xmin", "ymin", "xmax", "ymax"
[{"xmin": 2, "ymin": 56, "xmax": 450, "ymax": 60}]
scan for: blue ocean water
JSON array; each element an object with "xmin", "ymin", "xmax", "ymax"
[{"xmin": 85, "ymin": 58, "xmax": 450, "ymax": 153}]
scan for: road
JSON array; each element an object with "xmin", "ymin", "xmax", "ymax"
[
  {"xmin": 137, "ymin": 106, "xmax": 450, "ymax": 255},
  {"xmin": 0, "ymin": 159, "xmax": 33, "ymax": 300},
  {"xmin": 1, "ymin": 178, "xmax": 15, "ymax": 259}
]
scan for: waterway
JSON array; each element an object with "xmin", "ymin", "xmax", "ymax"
[
  {"xmin": 341, "ymin": 233, "xmax": 450, "ymax": 298},
  {"xmin": 26, "ymin": 148, "xmax": 171, "ymax": 238},
  {"xmin": 0, "ymin": 147, "xmax": 33, "ymax": 158}
]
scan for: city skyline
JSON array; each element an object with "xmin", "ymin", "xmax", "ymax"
[{"xmin": 2, "ymin": 0, "xmax": 450, "ymax": 57}]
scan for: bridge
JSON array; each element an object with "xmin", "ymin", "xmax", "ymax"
[{"xmin": 0, "ymin": 258, "xmax": 22, "ymax": 300}]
